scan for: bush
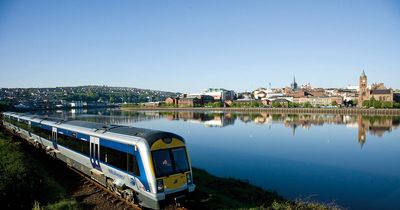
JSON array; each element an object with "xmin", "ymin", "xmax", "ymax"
[
  {"xmin": 121, "ymin": 103, "xmax": 141, "ymax": 108},
  {"xmin": 0, "ymin": 132, "xmax": 34, "ymax": 209},
  {"xmin": 304, "ymin": 102, "xmax": 312, "ymax": 108},
  {"xmin": 0, "ymin": 130, "xmax": 68, "ymax": 209},
  {"xmin": 362, "ymin": 98, "xmax": 394, "ymax": 109},
  {"xmin": 272, "ymin": 101, "xmax": 282, "ymax": 108},
  {"xmin": 33, "ymin": 199, "xmax": 80, "ymax": 210},
  {"xmin": 205, "ymin": 102, "xmax": 223, "ymax": 108}
]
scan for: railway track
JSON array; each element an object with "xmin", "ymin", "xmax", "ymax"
[{"xmin": 70, "ymin": 167, "xmax": 140, "ymax": 210}]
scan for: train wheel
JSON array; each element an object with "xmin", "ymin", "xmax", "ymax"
[
  {"xmin": 106, "ymin": 179, "xmax": 114, "ymax": 191},
  {"xmin": 123, "ymin": 189, "xmax": 137, "ymax": 204}
]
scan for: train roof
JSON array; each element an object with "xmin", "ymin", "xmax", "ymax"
[{"xmin": 3, "ymin": 112, "xmax": 184, "ymax": 146}]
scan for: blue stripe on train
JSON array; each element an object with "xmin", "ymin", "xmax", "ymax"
[
  {"xmin": 29, "ymin": 122, "xmax": 151, "ymax": 192},
  {"xmin": 100, "ymin": 138, "xmax": 133, "ymax": 154},
  {"xmin": 56, "ymin": 128, "xmax": 90, "ymax": 142}
]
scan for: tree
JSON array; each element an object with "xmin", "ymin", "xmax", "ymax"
[
  {"xmin": 363, "ymin": 100, "xmax": 371, "ymax": 108},
  {"xmin": 382, "ymin": 101, "xmax": 393, "ymax": 109},
  {"xmin": 331, "ymin": 101, "xmax": 338, "ymax": 107},
  {"xmin": 353, "ymin": 99, "xmax": 358, "ymax": 106},
  {"xmin": 304, "ymin": 102, "xmax": 312, "ymax": 108}
]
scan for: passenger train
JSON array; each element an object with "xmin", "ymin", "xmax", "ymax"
[{"xmin": 1, "ymin": 112, "xmax": 195, "ymax": 209}]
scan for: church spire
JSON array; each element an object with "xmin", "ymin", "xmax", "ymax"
[
  {"xmin": 361, "ymin": 70, "xmax": 366, "ymax": 78},
  {"xmin": 291, "ymin": 75, "xmax": 298, "ymax": 90}
]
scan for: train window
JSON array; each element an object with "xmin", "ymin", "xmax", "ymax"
[
  {"xmin": 9, "ymin": 117, "xmax": 31, "ymax": 132},
  {"xmin": 95, "ymin": 144, "xmax": 98, "ymax": 159},
  {"xmin": 127, "ymin": 153, "xmax": 140, "ymax": 176},
  {"xmin": 172, "ymin": 148, "xmax": 189, "ymax": 173},
  {"xmin": 56, "ymin": 132, "xmax": 90, "ymax": 156},
  {"xmin": 152, "ymin": 149, "xmax": 174, "ymax": 177},
  {"xmin": 91, "ymin": 143, "xmax": 94, "ymax": 158},
  {"xmin": 100, "ymin": 146, "xmax": 127, "ymax": 172},
  {"xmin": 100, "ymin": 145, "xmax": 139, "ymax": 176},
  {"xmin": 152, "ymin": 147, "xmax": 190, "ymax": 177},
  {"xmin": 31, "ymin": 125, "xmax": 52, "ymax": 140}
]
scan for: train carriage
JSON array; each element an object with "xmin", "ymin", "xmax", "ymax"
[{"xmin": 1, "ymin": 112, "xmax": 195, "ymax": 209}]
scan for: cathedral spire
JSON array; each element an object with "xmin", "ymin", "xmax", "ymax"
[{"xmin": 291, "ymin": 75, "xmax": 298, "ymax": 90}]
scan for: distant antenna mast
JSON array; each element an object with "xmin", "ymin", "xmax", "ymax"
[{"xmin": 269, "ymin": 82, "xmax": 272, "ymax": 90}]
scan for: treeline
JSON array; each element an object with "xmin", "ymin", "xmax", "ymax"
[
  {"xmin": 61, "ymin": 91, "xmax": 168, "ymax": 103},
  {"xmin": 362, "ymin": 97, "xmax": 400, "ymax": 109},
  {"xmin": 0, "ymin": 100, "xmax": 13, "ymax": 112}
]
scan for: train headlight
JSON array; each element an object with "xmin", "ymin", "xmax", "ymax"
[
  {"xmin": 186, "ymin": 173, "xmax": 192, "ymax": 184},
  {"xmin": 157, "ymin": 179, "xmax": 164, "ymax": 192}
]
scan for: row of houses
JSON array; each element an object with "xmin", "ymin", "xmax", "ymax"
[
  {"xmin": 165, "ymin": 88, "xmax": 235, "ymax": 107},
  {"xmin": 165, "ymin": 92, "xmax": 345, "ymax": 108},
  {"xmin": 162, "ymin": 71, "xmax": 399, "ymax": 108}
]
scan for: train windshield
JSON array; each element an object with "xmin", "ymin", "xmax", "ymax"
[{"xmin": 152, "ymin": 147, "xmax": 189, "ymax": 177}]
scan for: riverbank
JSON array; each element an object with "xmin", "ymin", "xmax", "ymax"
[
  {"xmin": 187, "ymin": 168, "xmax": 342, "ymax": 210},
  {"xmin": 121, "ymin": 107, "xmax": 400, "ymax": 115},
  {"xmin": 0, "ymin": 126, "xmax": 342, "ymax": 210}
]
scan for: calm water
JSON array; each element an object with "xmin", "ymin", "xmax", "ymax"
[{"xmin": 41, "ymin": 109, "xmax": 400, "ymax": 210}]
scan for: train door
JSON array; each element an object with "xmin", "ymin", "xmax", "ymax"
[
  {"xmin": 52, "ymin": 127, "xmax": 58, "ymax": 150},
  {"xmin": 90, "ymin": 136, "xmax": 101, "ymax": 171}
]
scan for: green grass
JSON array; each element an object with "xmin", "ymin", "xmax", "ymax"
[
  {"xmin": 33, "ymin": 199, "xmax": 81, "ymax": 210},
  {"xmin": 0, "ymin": 128, "xmax": 75, "ymax": 209},
  {"xmin": 188, "ymin": 168, "xmax": 343, "ymax": 210}
]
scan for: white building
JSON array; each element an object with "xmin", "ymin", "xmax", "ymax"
[
  {"xmin": 253, "ymin": 88, "xmax": 285, "ymax": 100},
  {"xmin": 201, "ymin": 88, "xmax": 235, "ymax": 101}
]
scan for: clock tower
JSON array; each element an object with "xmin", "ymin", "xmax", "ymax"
[{"xmin": 358, "ymin": 70, "xmax": 368, "ymax": 107}]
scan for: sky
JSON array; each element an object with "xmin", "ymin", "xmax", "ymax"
[{"xmin": 0, "ymin": 0, "xmax": 399, "ymax": 92}]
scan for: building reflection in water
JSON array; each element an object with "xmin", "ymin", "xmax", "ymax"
[
  {"xmin": 46, "ymin": 109, "xmax": 399, "ymax": 148},
  {"xmin": 357, "ymin": 115, "xmax": 394, "ymax": 148}
]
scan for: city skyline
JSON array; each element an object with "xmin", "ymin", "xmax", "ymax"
[{"xmin": 1, "ymin": 0, "xmax": 400, "ymax": 92}]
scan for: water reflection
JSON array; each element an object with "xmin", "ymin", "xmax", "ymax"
[{"xmin": 43, "ymin": 109, "xmax": 400, "ymax": 149}]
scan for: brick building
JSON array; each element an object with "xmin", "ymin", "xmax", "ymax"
[{"xmin": 358, "ymin": 71, "xmax": 393, "ymax": 107}]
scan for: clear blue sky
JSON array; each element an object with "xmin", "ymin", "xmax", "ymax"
[{"xmin": 0, "ymin": 0, "xmax": 399, "ymax": 92}]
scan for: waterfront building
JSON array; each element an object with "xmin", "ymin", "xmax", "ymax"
[
  {"xmin": 237, "ymin": 92, "xmax": 253, "ymax": 100},
  {"xmin": 268, "ymin": 96, "xmax": 294, "ymax": 102},
  {"xmin": 176, "ymin": 94, "xmax": 215, "ymax": 107},
  {"xmin": 68, "ymin": 101, "xmax": 84, "ymax": 108},
  {"xmin": 306, "ymin": 89, "xmax": 325, "ymax": 97},
  {"xmin": 358, "ymin": 71, "xmax": 393, "ymax": 107},
  {"xmin": 177, "ymin": 97, "xmax": 202, "ymax": 107},
  {"xmin": 165, "ymin": 97, "xmax": 179, "ymax": 105},
  {"xmin": 253, "ymin": 88, "xmax": 285, "ymax": 100},
  {"xmin": 224, "ymin": 99, "xmax": 262, "ymax": 107},
  {"xmin": 201, "ymin": 88, "xmax": 235, "ymax": 101},
  {"xmin": 293, "ymin": 96, "xmax": 343, "ymax": 107},
  {"xmin": 284, "ymin": 88, "xmax": 304, "ymax": 98},
  {"xmin": 253, "ymin": 88, "xmax": 268, "ymax": 100}
]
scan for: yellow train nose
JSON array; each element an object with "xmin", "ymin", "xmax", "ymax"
[{"xmin": 163, "ymin": 173, "xmax": 187, "ymax": 190}]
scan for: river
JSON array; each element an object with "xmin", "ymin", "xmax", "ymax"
[{"xmin": 38, "ymin": 108, "xmax": 400, "ymax": 210}]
